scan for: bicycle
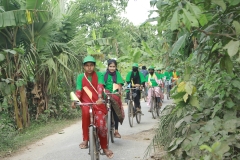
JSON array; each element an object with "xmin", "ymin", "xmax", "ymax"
[
  {"xmin": 141, "ymin": 87, "xmax": 147, "ymax": 102},
  {"xmin": 125, "ymin": 87, "xmax": 142, "ymax": 127},
  {"xmin": 164, "ymin": 79, "xmax": 171, "ymax": 100},
  {"xmin": 148, "ymin": 86, "xmax": 161, "ymax": 118},
  {"xmin": 105, "ymin": 92, "xmax": 120, "ymax": 145}
]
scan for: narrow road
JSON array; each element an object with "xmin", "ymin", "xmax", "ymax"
[{"xmin": 4, "ymin": 98, "xmax": 172, "ymax": 160}]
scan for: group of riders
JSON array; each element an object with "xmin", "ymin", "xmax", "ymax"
[{"xmin": 71, "ymin": 55, "xmax": 180, "ymax": 159}]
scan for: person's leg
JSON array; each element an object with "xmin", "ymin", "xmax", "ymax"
[
  {"xmin": 133, "ymin": 90, "xmax": 141, "ymax": 110},
  {"xmin": 112, "ymin": 107, "xmax": 121, "ymax": 138},
  {"xmin": 95, "ymin": 110, "xmax": 113, "ymax": 158},
  {"xmin": 79, "ymin": 106, "xmax": 90, "ymax": 148},
  {"xmin": 147, "ymin": 88, "xmax": 153, "ymax": 112},
  {"xmin": 157, "ymin": 86, "xmax": 164, "ymax": 103}
]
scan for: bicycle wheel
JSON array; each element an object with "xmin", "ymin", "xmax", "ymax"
[
  {"xmin": 143, "ymin": 93, "xmax": 147, "ymax": 102},
  {"xmin": 167, "ymin": 85, "xmax": 170, "ymax": 100},
  {"xmin": 136, "ymin": 111, "xmax": 141, "ymax": 124},
  {"xmin": 89, "ymin": 126, "xmax": 100, "ymax": 160},
  {"xmin": 150, "ymin": 97, "xmax": 156, "ymax": 119},
  {"xmin": 156, "ymin": 100, "xmax": 161, "ymax": 117},
  {"xmin": 107, "ymin": 110, "xmax": 111, "ymax": 146},
  {"xmin": 128, "ymin": 100, "xmax": 134, "ymax": 127},
  {"xmin": 110, "ymin": 112, "xmax": 114, "ymax": 143},
  {"xmin": 110, "ymin": 127, "xmax": 114, "ymax": 143}
]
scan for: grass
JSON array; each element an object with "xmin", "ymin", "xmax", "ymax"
[{"xmin": 0, "ymin": 117, "xmax": 81, "ymax": 158}]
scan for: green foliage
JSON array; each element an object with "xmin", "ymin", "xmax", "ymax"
[{"xmin": 145, "ymin": 0, "xmax": 240, "ymax": 159}]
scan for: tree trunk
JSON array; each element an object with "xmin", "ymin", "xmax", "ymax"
[
  {"xmin": 12, "ymin": 87, "xmax": 23, "ymax": 129},
  {"xmin": 19, "ymin": 85, "xmax": 30, "ymax": 128}
]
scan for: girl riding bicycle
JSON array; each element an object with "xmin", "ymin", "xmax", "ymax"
[
  {"xmin": 103, "ymin": 59, "xmax": 125, "ymax": 138},
  {"xmin": 146, "ymin": 66, "xmax": 164, "ymax": 112},
  {"xmin": 125, "ymin": 63, "xmax": 145, "ymax": 113},
  {"xmin": 71, "ymin": 55, "xmax": 113, "ymax": 159}
]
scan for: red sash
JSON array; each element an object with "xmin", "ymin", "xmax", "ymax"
[{"xmin": 81, "ymin": 71, "xmax": 107, "ymax": 114}]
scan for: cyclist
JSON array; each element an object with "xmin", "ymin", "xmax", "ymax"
[
  {"xmin": 145, "ymin": 66, "xmax": 163, "ymax": 112},
  {"xmin": 103, "ymin": 59, "xmax": 124, "ymax": 138},
  {"xmin": 164, "ymin": 67, "xmax": 172, "ymax": 89},
  {"xmin": 140, "ymin": 65, "xmax": 148, "ymax": 99},
  {"xmin": 71, "ymin": 55, "xmax": 113, "ymax": 159},
  {"xmin": 171, "ymin": 68, "xmax": 180, "ymax": 86},
  {"xmin": 125, "ymin": 63, "xmax": 145, "ymax": 113},
  {"xmin": 156, "ymin": 68, "xmax": 165, "ymax": 94},
  {"xmin": 140, "ymin": 65, "xmax": 148, "ymax": 77}
]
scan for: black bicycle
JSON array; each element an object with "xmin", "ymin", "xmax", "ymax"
[
  {"xmin": 125, "ymin": 87, "xmax": 142, "ymax": 127},
  {"xmin": 149, "ymin": 86, "xmax": 161, "ymax": 118},
  {"xmin": 141, "ymin": 87, "xmax": 147, "ymax": 102},
  {"xmin": 164, "ymin": 80, "xmax": 171, "ymax": 100},
  {"xmin": 105, "ymin": 92, "xmax": 119, "ymax": 144}
]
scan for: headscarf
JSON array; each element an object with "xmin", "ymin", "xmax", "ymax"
[
  {"xmin": 104, "ymin": 59, "xmax": 117, "ymax": 83},
  {"xmin": 130, "ymin": 67, "xmax": 141, "ymax": 84}
]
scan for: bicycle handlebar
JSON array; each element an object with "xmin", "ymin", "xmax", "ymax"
[
  {"xmin": 104, "ymin": 92, "xmax": 120, "ymax": 95},
  {"xmin": 124, "ymin": 87, "xmax": 140, "ymax": 90},
  {"xmin": 74, "ymin": 101, "xmax": 105, "ymax": 106}
]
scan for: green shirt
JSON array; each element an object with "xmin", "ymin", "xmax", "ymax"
[
  {"xmin": 103, "ymin": 71, "xmax": 124, "ymax": 92},
  {"xmin": 76, "ymin": 72, "xmax": 104, "ymax": 90},
  {"xmin": 156, "ymin": 73, "xmax": 164, "ymax": 80},
  {"xmin": 171, "ymin": 71, "xmax": 180, "ymax": 78},
  {"xmin": 125, "ymin": 71, "xmax": 146, "ymax": 84},
  {"xmin": 164, "ymin": 71, "xmax": 171, "ymax": 80},
  {"xmin": 146, "ymin": 74, "xmax": 158, "ymax": 87}
]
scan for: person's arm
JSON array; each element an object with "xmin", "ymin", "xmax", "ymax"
[
  {"xmin": 125, "ymin": 72, "xmax": 132, "ymax": 84},
  {"xmin": 139, "ymin": 72, "xmax": 145, "ymax": 88},
  {"xmin": 96, "ymin": 72, "xmax": 105, "ymax": 103},
  {"xmin": 116, "ymin": 71, "xmax": 124, "ymax": 94},
  {"xmin": 76, "ymin": 74, "xmax": 84, "ymax": 98},
  {"xmin": 72, "ymin": 74, "xmax": 83, "ymax": 108}
]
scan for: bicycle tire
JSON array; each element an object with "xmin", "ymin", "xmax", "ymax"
[
  {"xmin": 136, "ymin": 111, "xmax": 141, "ymax": 124},
  {"xmin": 107, "ymin": 110, "xmax": 111, "ymax": 146},
  {"xmin": 143, "ymin": 94, "xmax": 147, "ymax": 102},
  {"xmin": 110, "ymin": 127, "xmax": 114, "ymax": 143},
  {"xmin": 167, "ymin": 85, "xmax": 170, "ymax": 100},
  {"xmin": 128, "ymin": 100, "xmax": 134, "ymax": 127},
  {"xmin": 110, "ymin": 111, "xmax": 114, "ymax": 143},
  {"xmin": 156, "ymin": 101, "xmax": 161, "ymax": 117},
  {"xmin": 89, "ymin": 126, "xmax": 100, "ymax": 160},
  {"xmin": 150, "ymin": 97, "xmax": 156, "ymax": 119}
]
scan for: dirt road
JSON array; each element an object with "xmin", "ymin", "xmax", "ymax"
[{"xmin": 4, "ymin": 99, "xmax": 172, "ymax": 160}]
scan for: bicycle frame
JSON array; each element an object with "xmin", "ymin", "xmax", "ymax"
[
  {"xmin": 125, "ymin": 87, "xmax": 142, "ymax": 127},
  {"xmin": 104, "ymin": 92, "xmax": 119, "ymax": 144},
  {"xmin": 148, "ymin": 86, "xmax": 162, "ymax": 118},
  {"xmin": 75, "ymin": 102, "xmax": 102, "ymax": 160},
  {"xmin": 164, "ymin": 80, "xmax": 171, "ymax": 99}
]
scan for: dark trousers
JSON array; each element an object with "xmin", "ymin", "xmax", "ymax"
[
  {"xmin": 111, "ymin": 106, "xmax": 119, "ymax": 130},
  {"xmin": 133, "ymin": 90, "xmax": 141, "ymax": 109}
]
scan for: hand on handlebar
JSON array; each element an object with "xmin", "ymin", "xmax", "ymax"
[
  {"xmin": 133, "ymin": 84, "xmax": 140, "ymax": 87},
  {"xmin": 71, "ymin": 102, "xmax": 76, "ymax": 109},
  {"xmin": 96, "ymin": 98, "xmax": 104, "ymax": 104}
]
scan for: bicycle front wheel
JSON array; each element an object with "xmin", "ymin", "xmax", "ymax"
[
  {"xmin": 150, "ymin": 98, "xmax": 156, "ymax": 119},
  {"xmin": 89, "ymin": 126, "xmax": 100, "ymax": 160},
  {"xmin": 128, "ymin": 100, "xmax": 134, "ymax": 127},
  {"xmin": 143, "ymin": 94, "xmax": 147, "ymax": 102},
  {"xmin": 110, "ymin": 112, "xmax": 114, "ymax": 143},
  {"xmin": 107, "ymin": 110, "xmax": 111, "ymax": 146},
  {"xmin": 156, "ymin": 101, "xmax": 161, "ymax": 117},
  {"xmin": 167, "ymin": 85, "xmax": 170, "ymax": 100},
  {"xmin": 136, "ymin": 111, "xmax": 141, "ymax": 124}
]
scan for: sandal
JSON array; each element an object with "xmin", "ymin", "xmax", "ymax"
[
  {"xmin": 114, "ymin": 132, "xmax": 121, "ymax": 138},
  {"xmin": 79, "ymin": 141, "xmax": 88, "ymax": 149},
  {"xmin": 103, "ymin": 149, "xmax": 114, "ymax": 159}
]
